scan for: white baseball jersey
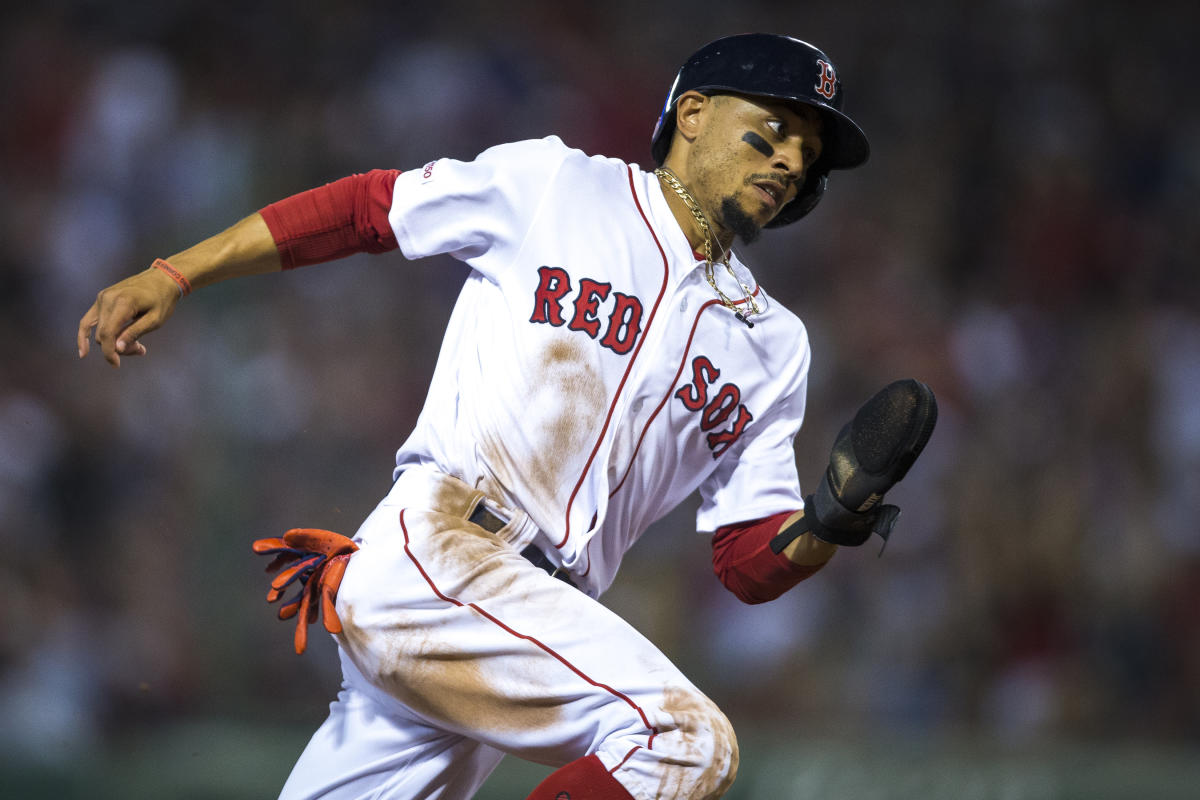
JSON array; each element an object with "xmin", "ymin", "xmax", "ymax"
[
  {"xmin": 280, "ymin": 136, "xmax": 813, "ymax": 800},
  {"xmin": 387, "ymin": 136, "xmax": 810, "ymax": 596}
]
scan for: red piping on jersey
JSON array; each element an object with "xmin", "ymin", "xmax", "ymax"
[
  {"xmin": 608, "ymin": 298, "xmax": 722, "ymax": 500},
  {"xmin": 610, "ymin": 744, "xmax": 645, "ymax": 774},
  {"xmin": 606, "ymin": 260, "xmax": 762, "ymax": 502},
  {"xmin": 578, "ymin": 297, "xmax": 721, "ymax": 580},
  {"xmin": 581, "ymin": 283, "xmax": 763, "ymax": 576},
  {"xmin": 556, "ymin": 167, "xmax": 671, "ymax": 549},
  {"xmin": 398, "ymin": 509, "xmax": 660, "ymax": 743},
  {"xmin": 688, "ymin": 252, "xmax": 765, "ymax": 308}
]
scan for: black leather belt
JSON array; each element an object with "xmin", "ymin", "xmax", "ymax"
[{"xmin": 468, "ymin": 504, "xmax": 577, "ymax": 589}]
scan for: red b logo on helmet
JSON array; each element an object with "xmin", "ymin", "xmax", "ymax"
[{"xmin": 814, "ymin": 59, "xmax": 837, "ymax": 100}]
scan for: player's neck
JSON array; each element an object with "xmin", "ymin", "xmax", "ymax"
[{"xmin": 654, "ymin": 166, "xmax": 734, "ymax": 257}]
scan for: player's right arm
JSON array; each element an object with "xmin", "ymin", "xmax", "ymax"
[
  {"xmin": 78, "ymin": 169, "xmax": 401, "ymax": 368},
  {"xmin": 78, "ymin": 212, "xmax": 281, "ymax": 367}
]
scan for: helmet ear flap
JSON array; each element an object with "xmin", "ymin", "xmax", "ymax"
[{"xmin": 766, "ymin": 170, "xmax": 828, "ymax": 228}]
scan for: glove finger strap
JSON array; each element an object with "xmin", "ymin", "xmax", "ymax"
[
  {"xmin": 809, "ymin": 485, "xmax": 903, "ymax": 548},
  {"xmin": 809, "ymin": 485, "xmax": 873, "ymax": 547}
]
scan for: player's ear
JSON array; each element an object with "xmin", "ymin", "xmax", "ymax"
[{"xmin": 673, "ymin": 91, "xmax": 712, "ymax": 144}]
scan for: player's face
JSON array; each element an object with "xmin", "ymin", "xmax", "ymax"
[{"xmin": 685, "ymin": 94, "xmax": 824, "ymax": 243}]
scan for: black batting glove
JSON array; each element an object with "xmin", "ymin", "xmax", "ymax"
[
  {"xmin": 772, "ymin": 379, "xmax": 938, "ymax": 553},
  {"xmin": 810, "ymin": 378, "xmax": 938, "ymax": 546}
]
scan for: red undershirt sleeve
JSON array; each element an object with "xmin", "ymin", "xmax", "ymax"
[
  {"xmin": 258, "ymin": 169, "xmax": 401, "ymax": 269},
  {"xmin": 711, "ymin": 510, "xmax": 825, "ymax": 604}
]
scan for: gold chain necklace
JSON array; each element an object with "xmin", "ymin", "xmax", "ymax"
[{"xmin": 654, "ymin": 167, "xmax": 761, "ymax": 327}]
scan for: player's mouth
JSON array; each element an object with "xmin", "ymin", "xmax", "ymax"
[{"xmin": 751, "ymin": 179, "xmax": 787, "ymax": 210}]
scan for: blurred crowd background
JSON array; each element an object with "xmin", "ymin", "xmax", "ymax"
[{"xmin": 2, "ymin": 0, "xmax": 1197, "ymax": 797}]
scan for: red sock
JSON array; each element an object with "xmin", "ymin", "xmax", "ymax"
[{"xmin": 525, "ymin": 755, "xmax": 637, "ymax": 800}]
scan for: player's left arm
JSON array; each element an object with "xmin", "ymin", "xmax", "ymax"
[
  {"xmin": 710, "ymin": 509, "xmax": 835, "ymax": 605},
  {"xmin": 772, "ymin": 509, "xmax": 839, "ymax": 565}
]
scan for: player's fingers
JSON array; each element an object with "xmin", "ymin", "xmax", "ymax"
[
  {"xmin": 112, "ymin": 312, "xmax": 162, "ymax": 358},
  {"xmin": 91, "ymin": 293, "xmax": 140, "ymax": 367},
  {"xmin": 94, "ymin": 298, "xmax": 160, "ymax": 367},
  {"xmin": 77, "ymin": 304, "xmax": 100, "ymax": 358}
]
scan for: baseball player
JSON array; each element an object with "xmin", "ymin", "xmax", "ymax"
[{"xmin": 77, "ymin": 34, "xmax": 937, "ymax": 800}]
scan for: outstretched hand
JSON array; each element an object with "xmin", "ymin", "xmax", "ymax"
[{"xmin": 77, "ymin": 265, "xmax": 183, "ymax": 367}]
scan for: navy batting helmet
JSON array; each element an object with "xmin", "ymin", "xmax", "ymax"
[{"xmin": 650, "ymin": 34, "xmax": 870, "ymax": 227}]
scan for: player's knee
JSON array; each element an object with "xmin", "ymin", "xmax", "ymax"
[
  {"xmin": 703, "ymin": 705, "xmax": 739, "ymax": 798},
  {"xmin": 657, "ymin": 689, "xmax": 739, "ymax": 798}
]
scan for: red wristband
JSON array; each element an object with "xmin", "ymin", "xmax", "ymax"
[{"xmin": 152, "ymin": 258, "xmax": 192, "ymax": 296}]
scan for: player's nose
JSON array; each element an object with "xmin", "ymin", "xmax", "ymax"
[{"xmin": 770, "ymin": 144, "xmax": 805, "ymax": 185}]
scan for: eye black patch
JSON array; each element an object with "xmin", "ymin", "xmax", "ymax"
[{"xmin": 742, "ymin": 131, "xmax": 774, "ymax": 157}]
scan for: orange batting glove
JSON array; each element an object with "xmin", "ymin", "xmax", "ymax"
[{"xmin": 252, "ymin": 528, "xmax": 358, "ymax": 654}]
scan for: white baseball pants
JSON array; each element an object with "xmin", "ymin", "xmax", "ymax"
[{"xmin": 276, "ymin": 468, "xmax": 738, "ymax": 800}]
